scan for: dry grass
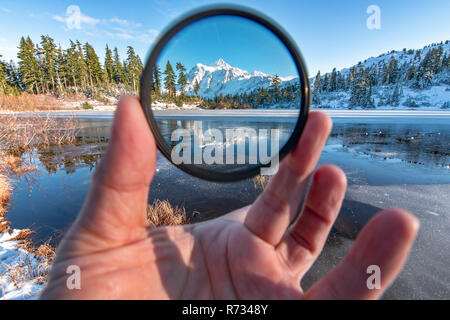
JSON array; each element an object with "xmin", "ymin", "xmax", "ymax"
[
  {"xmin": 0, "ymin": 154, "xmax": 35, "ymax": 175},
  {"xmin": 0, "ymin": 174, "xmax": 11, "ymax": 233},
  {"xmin": 146, "ymin": 199, "xmax": 188, "ymax": 227},
  {"xmin": 1, "ymin": 254, "xmax": 50, "ymax": 287},
  {"xmin": 0, "ymin": 93, "xmax": 61, "ymax": 112},
  {"xmin": 1, "ymin": 229, "xmax": 54, "ymax": 288},
  {"xmin": 253, "ymin": 174, "xmax": 270, "ymax": 191},
  {"xmin": 34, "ymin": 242, "xmax": 55, "ymax": 261},
  {"xmin": 0, "ymin": 112, "xmax": 74, "ymax": 291},
  {"xmin": 0, "ymin": 115, "xmax": 79, "ymax": 155},
  {"xmin": 9, "ymin": 229, "xmax": 33, "ymax": 241},
  {"xmin": 0, "ymin": 174, "xmax": 10, "ymax": 207}
]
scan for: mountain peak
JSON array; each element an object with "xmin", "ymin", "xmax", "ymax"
[{"xmin": 211, "ymin": 58, "xmax": 230, "ymax": 68}]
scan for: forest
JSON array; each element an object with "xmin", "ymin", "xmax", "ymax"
[{"xmin": 0, "ymin": 35, "xmax": 143, "ymax": 102}]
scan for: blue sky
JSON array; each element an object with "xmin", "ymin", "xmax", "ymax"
[
  {"xmin": 158, "ymin": 15, "xmax": 298, "ymax": 77},
  {"xmin": 0, "ymin": 0, "xmax": 449, "ymax": 76}
]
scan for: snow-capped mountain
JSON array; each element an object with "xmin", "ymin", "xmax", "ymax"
[{"xmin": 183, "ymin": 58, "xmax": 296, "ymax": 98}]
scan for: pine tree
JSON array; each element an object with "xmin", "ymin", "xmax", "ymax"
[
  {"xmin": 322, "ymin": 74, "xmax": 329, "ymax": 92},
  {"xmin": 112, "ymin": 47, "xmax": 125, "ymax": 85},
  {"xmin": 0, "ymin": 55, "xmax": 7, "ymax": 94},
  {"xmin": 75, "ymin": 41, "xmax": 89, "ymax": 92},
  {"xmin": 65, "ymin": 41, "xmax": 81, "ymax": 95},
  {"xmin": 330, "ymin": 68, "xmax": 337, "ymax": 91},
  {"xmin": 387, "ymin": 57, "xmax": 399, "ymax": 84},
  {"xmin": 125, "ymin": 46, "xmax": 143, "ymax": 92},
  {"xmin": 391, "ymin": 84, "xmax": 401, "ymax": 106},
  {"xmin": 270, "ymin": 74, "xmax": 281, "ymax": 102},
  {"xmin": 5, "ymin": 60, "xmax": 22, "ymax": 92},
  {"xmin": 104, "ymin": 45, "xmax": 114, "ymax": 84},
  {"xmin": 17, "ymin": 36, "xmax": 42, "ymax": 94},
  {"xmin": 83, "ymin": 42, "xmax": 103, "ymax": 90},
  {"xmin": 55, "ymin": 46, "xmax": 67, "ymax": 93},
  {"xmin": 152, "ymin": 65, "xmax": 161, "ymax": 97},
  {"xmin": 39, "ymin": 35, "xmax": 57, "ymax": 93},
  {"xmin": 349, "ymin": 64, "xmax": 369, "ymax": 107},
  {"xmin": 176, "ymin": 62, "xmax": 187, "ymax": 94},
  {"xmin": 312, "ymin": 70, "xmax": 321, "ymax": 105},
  {"xmin": 163, "ymin": 60, "xmax": 176, "ymax": 96},
  {"xmin": 194, "ymin": 79, "xmax": 200, "ymax": 97}
]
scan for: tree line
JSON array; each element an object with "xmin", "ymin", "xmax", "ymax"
[
  {"xmin": 312, "ymin": 41, "xmax": 450, "ymax": 108},
  {"xmin": 0, "ymin": 34, "xmax": 144, "ymax": 99}
]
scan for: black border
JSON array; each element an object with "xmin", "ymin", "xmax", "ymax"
[{"xmin": 140, "ymin": 4, "xmax": 311, "ymax": 182}]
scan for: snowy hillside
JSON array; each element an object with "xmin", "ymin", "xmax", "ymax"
[
  {"xmin": 183, "ymin": 59, "xmax": 296, "ymax": 98},
  {"xmin": 311, "ymin": 41, "xmax": 450, "ymax": 110}
]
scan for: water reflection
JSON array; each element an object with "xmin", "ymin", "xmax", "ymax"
[
  {"xmin": 5, "ymin": 117, "xmax": 449, "ymax": 246},
  {"xmin": 156, "ymin": 118, "xmax": 295, "ymax": 173},
  {"xmin": 329, "ymin": 122, "xmax": 449, "ymax": 168},
  {"xmin": 36, "ymin": 121, "xmax": 110, "ymax": 175}
]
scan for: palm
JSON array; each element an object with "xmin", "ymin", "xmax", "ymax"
[{"xmin": 40, "ymin": 98, "xmax": 418, "ymax": 300}]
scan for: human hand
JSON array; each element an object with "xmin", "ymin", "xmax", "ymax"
[{"xmin": 40, "ymin": 97, "xmax": 418, "ymax": 299}]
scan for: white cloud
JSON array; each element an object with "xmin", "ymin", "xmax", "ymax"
[
  {"xmin": 50, "ymin": 5, "xmax": 159, "ymax": 44},
  {"xmin": 110, "ymin": 17, "xmax": 130, "ymax": 26},
  {"xmin": 0, "ymin": 7, "xmax": 12, "ymax": 14}
]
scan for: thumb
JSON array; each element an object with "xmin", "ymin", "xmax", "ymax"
[{"xmin": 73, "ymin": 97, "xmax": 157, "ymax": 246}]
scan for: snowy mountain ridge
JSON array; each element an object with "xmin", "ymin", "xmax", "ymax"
[
  {"xmin": 310, "ymin": 41, "xmax": 450, "ymax": 110},
  {"xmin": 183, "ymin": 59, "xmax": 296, "ymax": 98}
]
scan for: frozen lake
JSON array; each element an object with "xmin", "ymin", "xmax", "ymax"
[{"xmin": 4, "ymin": 110, "xmax": 450, "ymax": 299}]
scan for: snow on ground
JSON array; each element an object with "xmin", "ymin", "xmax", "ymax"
[
  {"xmin": 312, "ymin": 83, "xmax": 450, "ymax": 111},
  {"xmin": 151, "ymin": 101, "xmax": 202, "ymax": 110},
  {"xmin": 0, "ymin": 230, "xmax": 48, "ymax": 300}
]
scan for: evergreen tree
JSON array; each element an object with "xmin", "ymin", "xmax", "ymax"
[
  {"xmin": 387, "ymin": 56, "xmax": 399, "ymax": 84},
  {"xmin": 75, "ymin": 41, "xmax": 89, "ymax": 91},
  {"xmin": 125, "ymin": 46, "xmax": 143, "ymax": 92},
  {"xmin": 83, "ymin": 42, "xmax": 103, "ymax": 89},
  {"xmin": 163, "ymin": 60, "xmax": 176, "ymax": 96},
  {"xmin": 390, "ymin": 84, "xmax": 401, "ymax": 106},
  {"xmin": 349, "ymin": 64, "xmax": 369, "ymax": 107},
  {"xmin": 194, "ymin": 79, "xmax": 200, "ymax": 96},
  {"xmin": 0, "ymin": 55, "xmax": 7, "ymax": 94},
  {"xmin": 322, "ymin": 74, "xmax": 329, "ymax": 92},
  {"xmin": 312, "ymin": 70, "xmax": 321, "ymax": 105},
  {"xmin": 55, "ymin": 46, "xmax": 67, "ymax": 93},
  {"xmin": 104, "ymin": 45, "xmax": 114, "ymax": 84},
  {"xmin": 65, "ymin": 41, "xmax": 81, "ymax": 95},
  {"xmin": 17, "ymin": 36, "xmax": 42, "ymax": 94},
  {"xmin": 176, "ymin": 62, "xmax": 187, "ymax": 93},
  {"xmin": 39, "ymin": 35, "xmax": 57, "ymax": 93},
  {"xmin": 152, "ymin": 65, "xmax": 161, "ymax": 96},
  {"xmin": 5, "ymin": 60, "xmax": 22, "ymax": 91},
  {"xmin": 112, "ymin": 47, "xmax": 125, "ymax": 84},
  {"xmin": 329, "ymin": 68, "xmax": 337, "ymax": 91}
]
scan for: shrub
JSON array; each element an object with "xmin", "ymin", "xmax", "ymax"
[
  {"xmin": 146, "ymin": 199, "xmax": 188, "ymax": 227},
  {"xmin": 403, "ymin": 96, "xmax": 420, "ymax": 108},
  {"xmin": 81, "ymin": 102, "xmax": 94, "ymax": 110}
]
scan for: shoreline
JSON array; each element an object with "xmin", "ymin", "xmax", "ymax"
[{"xmin": 2, "ymin": 108, "xmax": 450, "ymax": 120}]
